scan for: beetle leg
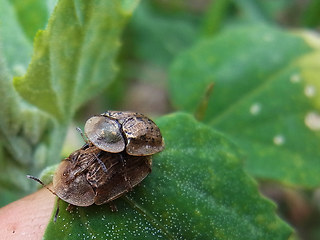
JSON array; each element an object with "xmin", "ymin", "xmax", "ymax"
[
  {"xmin": 26, "ymin": 175, "xmax": 62, "ymax": 222},
  {"xmin": 81, "ymin": 142, "xmax": 90, "ymax": 150},
  {"xmin": 92, "ymin": 152, "xmax": 108, "ymax": 173},
  {"xmin": 66, "ymin": 204, "xmax": 75, "ymax": 213},
  {"xmin": 146, "ymin": 157, "xmax": 152, "ymax": 173},
  {"xmin": 54, "ymin": 198, "xmax": 60, "ymax": 222},
  {"xmin": 109, "ymin": 202, "xmax": 118, "ymax": 212}
]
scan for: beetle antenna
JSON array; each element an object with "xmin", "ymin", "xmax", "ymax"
[
  {"xmin": 26, "ymin": 175, "xmax": 57, "ymax": 196},
  {"xmin": 76, "ymin": 127, "xmax": 88, "ymax": 143}
]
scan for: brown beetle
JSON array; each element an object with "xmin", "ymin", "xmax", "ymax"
[
  {"xmin": 84, "ymin": 111, "xmax": 165, "ymax": 156},
  {"xmin": 28, "ymin": 111, "xmax": 164, "ymax": 221},
  {"xmin": 53, "ymin": 144, "xmax": 152, "ymax": 206}
]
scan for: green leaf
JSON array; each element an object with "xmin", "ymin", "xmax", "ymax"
[
  {"xmin": 44, "ymin": 113, "xmax": 291, "ymax": 239},
  {"xmin": 0, "ymin": 0, "xmax": 52, "ymax": 204},
  {"xmin": 13, "ymin": 0, "xmax": 139, "ymax": 121},
  {"xmin": 169, "ymin": 24, "xmax": 320, "ymax": 188},
  {"xmin": 300, "ymin": 0, "xmax": 320, "ymax": 27},
  {"xmin": 128, "ymin": 1, "xmax": 198, "ymax": 67},
  {"xmin": 232, "ymin": 0, "xmax": 271, "ymax": 23},
  {"xmin": 0, "ymin": 0, "xmax": 49, "ymax": 165},
  {"xmin": 254, "ymin": 0, "xmax": 295, "ymax": 21},
  {"xmin": 0, "ymin": 0, "xmax": 32, "ymax": 75},
  {"xmin": 38, "ymin": 163, "xmax": 59, "ymax": 186}
]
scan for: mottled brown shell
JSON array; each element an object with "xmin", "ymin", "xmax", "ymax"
[
  {"xmin": 53, "ymin": 145, "xmax": 152, "ymax": 206},
  {"xmin": 84, "ymin": 116, "xmax": 125, "ymax": 153},
  {"xmin": 53, "ymin": 160, "xmax": 95, "ymax": 206},
  {"xmin": 85, "ymin": 111, "xmax": 165, "ymax": 156},
  {"xmin": 53, "ymin": 147, "xmax": 100, "ymax": 206},
  {"xmin": 88, "ymin": 151, "xmax": 152, "ymax": 205}
]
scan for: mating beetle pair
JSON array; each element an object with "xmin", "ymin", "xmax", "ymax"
[{"xmin": 30, "ymin": 111, "xmax": 164, "ymax": 218}]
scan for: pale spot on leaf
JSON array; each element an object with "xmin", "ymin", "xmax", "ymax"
[
  {"xmin": 250, "ymin": 103, "xmax": 261, "ymax": 115},
  {"xmin": 290, "ymin": 73, "xmax": 301, "ymax": 83},
  {"xmin": 273, "ymin": 135, "xmax": 285, "ymax": 146},
  {"xmin": 304, "ymin": 85, "xmax": 316, "ymax": 97},
  {"xmin": 305, "ymin": 112, "xmax": 320, "ymax": 131}
]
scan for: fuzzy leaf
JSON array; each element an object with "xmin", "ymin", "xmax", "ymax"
[
  {"xmin": 13, "ymin": 0, "xmax": 139, "ymax": 121},
  {"xmin": 0, "ymin": 0, "xmax": 49, "ymax": 190},
  {"xmin": 0, "ymin": 0, "xmax": 32, "ymax": 75},
  {"xmin": 44, "ymin": 113, "xmax": 291, "ymax": 239},
  {"xmin": 169, "ymin": 24, "xmax": 320, "ymax": 188}
]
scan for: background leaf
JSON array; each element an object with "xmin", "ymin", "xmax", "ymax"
[
  {"xmin": 300, "ymin": 0, "xmax": 320, "ymax": 27},
  {"xmin": 127, "ymin": 1, "xmax": 198, "ymax": 68},
  {"xmin": 169, "ymin": 24, "xmax": 320, "ymax": 188},
  {"xmin": 201, "ymin": 0, "xmax": 231, "ymax": 37},
  {"xmin": 8, "ymin": 0, "xmax": 49, "ymax": 41},
  {"xmin": 0, "ymin": 0, "xmax": 50, "ymax": 204},
  {"xmin": 0, "ymin": 0, "xmax": 32, "ymax": 74},
  {"xmin": 13, "ymin": 0, "xmax": 139, "ymax": 121},
  {"xmin": 232, "ymin": 0, "xmax": 271, "ymax": 23},
  {"xmin": 44, "ymin": 113, "xmax": 291, "ymax": 239}
]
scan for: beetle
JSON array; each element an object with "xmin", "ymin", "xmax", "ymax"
[
  {"xmin": 52, "ymin": 144, "xmax": 152, "ymax": 207},
  {"xmin": 84, "ymin": 111, "xmax": 165, "ymax": 156},
  {"xmin": 28, "ymin": 111, "xmax": 164, "ymax": 221}
]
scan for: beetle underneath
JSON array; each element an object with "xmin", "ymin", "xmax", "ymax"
[{"xmin": 28, "ymin": 111, "xmax": 164, "ymax": 221}]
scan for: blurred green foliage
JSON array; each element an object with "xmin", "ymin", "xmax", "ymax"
[
  {"xmin": 0, "ymin": 0, "xmax": 320, "ymax": 239},
  {"xmin": 170, "ymin": 25, "xmax": 320, "ymax": 188}
]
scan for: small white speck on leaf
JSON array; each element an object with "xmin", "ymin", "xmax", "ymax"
[
  {"xmin": 273, "ymin": 135, "xmax": 285, "ymax": 146},
  {"xmin": 290, "ymin": 73, "xmax": 301, "ymax": 83},
  {"xmin": 304, "ymin": 85, "xmax": 316, "ymax": 97},
  {"xmin": 305, "ymin": 112, "xmax": 320, "ymax": 131},
  {"xmin": 250, "ymin": 103, "xmax": 261, "ymax": 115}
]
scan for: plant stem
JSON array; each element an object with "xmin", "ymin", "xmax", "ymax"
[{"xmin": 46, "ymin": 121, "xmax": 68, "ymax": 165}]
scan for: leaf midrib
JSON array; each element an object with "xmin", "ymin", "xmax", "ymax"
[{"xmin": 208, "ymin": 59, "xmax": 302, "ymax": 127}]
